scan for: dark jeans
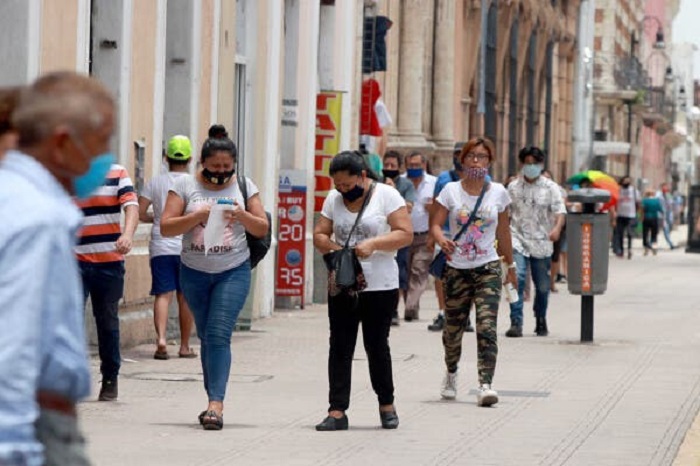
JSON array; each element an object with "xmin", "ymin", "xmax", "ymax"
[
  {"xmin": 642, "ymin": 218, "xmax": 659, "ymax": 249},
  {"xmin": 509, "ymin": 252, "xmax": 551, "ymax": 326},
  {"xmin": 327, "ymin": 289, "xmax": 397, "ymax": 412},
  {"xmin": 80, "ymin": 261, "xmax": 125, "ymax": 380},
  {"xmin": 613, "ymin": 216, "xmax": 635, "ymax": 255}
]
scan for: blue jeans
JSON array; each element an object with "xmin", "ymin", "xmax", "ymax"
[
  {"xmin": 79, "ymin": 261, "xmax": 125, "ymax": 380},
  {"xmin": 180, "ymin": 261, "xmax": 251, "ymax": 402},
  {"xmin": 509, "ymin": 252, "xmax": 551, "ymax": 326}
]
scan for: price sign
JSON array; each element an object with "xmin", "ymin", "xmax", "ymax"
[{"xmin": 276, "ymin": 170, "xmax": 307, "ymax": 302}]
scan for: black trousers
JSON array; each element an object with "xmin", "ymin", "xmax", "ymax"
[{"xmin": 327, "ymin": 289, "xmax": 397, "ymax": 412}]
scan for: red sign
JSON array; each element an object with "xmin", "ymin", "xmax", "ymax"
[
  {"xmin": 581, "ymin": 223, "xmax": 592, "ymax": 293},
  {"xmin": 276, "ymin": 170, "xmax": 306, "ymax": 302}
]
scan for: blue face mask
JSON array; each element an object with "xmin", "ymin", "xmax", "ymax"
[
  {"xmin": 522, "ymin": 163, "xmax": 542, "ymax": 179},
  {"xmin": 74, "ymin": 153, "xmax": 115, "ymax": 199},
  {"xmin": 406, "ymin": 168, "xmax": 424, "ymax": 178}
]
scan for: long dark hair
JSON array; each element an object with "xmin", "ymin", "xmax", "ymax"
[{"xmin": 200, "ymin": 137, "xmax": 237, "ymax": 162}]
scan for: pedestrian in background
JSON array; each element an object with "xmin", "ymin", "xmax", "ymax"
[
  {"xmin": 313, "ymin": 151, "xmax": 412, "ymax": 431},
  {"xmin": 506, "ymin": 146, "xmax": 566, "ymax": 337},
  {"xmin": 430, "ymin": 137, "xmax": 516, "ymax": 406},
  {"xmin": 75, "ymin": 136, "xmax": 139, "ymax": 403},
  {"xmin": 642, "ymin": 189, "xmax": 663, "ymax": 256},
  {"xmin": 161, "ymin": 137, "xmax": 268, "ymax": 430},
  {"xmin": 656, "ymin": 182, "xmax": 676, "ymax": 250},
  {"xmin": 138, "ymin": 135, "xmax": 196, "ymax": 360},
  {"xmin": 427, "ymin": 142, "xmax": 474, "ymax": 333},
  {"xmin": 0, "ymin": 86, "xmax": 21, "ymax": 160},
  {"xmin": 382, "ymin": 150, "xmax": 415, "ymax": 326},
  {"xmin": 404, "ymin": 152, "xmax": 437, "ymax": 321},
  {"xmin": 613, "ymin": 176, "xmax": 640, "ymax": 259},
  {"xmin": 0, "ymin": 71, "xmax": 116, "ymax": 466},
  {"xmin": 541, "ymin": 169, "xmax": 567, "ymax": 293}
]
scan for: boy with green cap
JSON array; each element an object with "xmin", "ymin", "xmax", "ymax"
[{"xmin": 138, "ymin": 135, "xmax": 196, "ymax": 360}]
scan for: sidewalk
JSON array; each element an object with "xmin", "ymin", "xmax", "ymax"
[{"xmin": 81, "ymin": 237, "xmax": 700, "ymax": 466}]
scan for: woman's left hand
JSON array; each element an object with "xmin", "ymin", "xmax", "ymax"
[
  {"xmin": 355, "ymin": 239, "xmax": 376, "ymax": 259},
  {"xmin": 223, "ymin": 204, "xmax": 246, "ymax": 224},
  {"xmin": 505, "ymin": 268, "xmax": 517, "ymax": 287}
]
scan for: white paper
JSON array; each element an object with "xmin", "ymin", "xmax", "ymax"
[{"xmin": 203, "ymin": 204, "xmax": 234, "ymax": 255}]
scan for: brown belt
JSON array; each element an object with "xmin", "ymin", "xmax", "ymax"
[{"xmin": 37, "ymin": 391, "xmax": 77, "ymax": 417}]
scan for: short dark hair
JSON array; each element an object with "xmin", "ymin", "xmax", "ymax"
[
  {"xmin": 329, "ymin": 151, "xmax": 367, "ymax": 177},
  {"xmin": 208, "ymin": 124, "xmax": 228, "ymax": 139},
  {"xmin": 383, "ymin": 150, "xmax": 403, "ymax": 167},
  {"xmin": 453, "ymin": 141, "xmax": 465, "ymax": 153},
  {"xmin": 201, "ymin": 137, "xmax": 237, "ymax": 162},
  {"xmin": 518, "ymin": 145, "xmax": 546, "ymax": 163}
]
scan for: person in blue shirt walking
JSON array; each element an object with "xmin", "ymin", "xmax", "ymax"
[
  {"xmin": 642, "ymin": 189, "xmax": 664, "ymax": 255},
  {"xmin": 0, "ymin": 71, "xmax": 116, "ymax": 466}
]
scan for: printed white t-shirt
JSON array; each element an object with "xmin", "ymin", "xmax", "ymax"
[
  {"xmin": 321, "ymin": 182, "xmax": 406, "ymax": 291},
  {"xmin": 171, "ymin": 175, "xmax": 259, "ymax": 273},
  {"xmin": 436, "ymin": 181, "xmax": 511, "ymax": 270},
  {"xmin": 141, "ymin": 172, "xmax": 188, "ymax": 257}
]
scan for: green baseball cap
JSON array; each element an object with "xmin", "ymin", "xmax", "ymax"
[{"xmin": 166, "ymin": 135, "xmax": 192, "ymax": 161}]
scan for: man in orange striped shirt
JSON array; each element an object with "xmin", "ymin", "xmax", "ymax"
[{"xmin": 76, "ymin": 164, "xmax": 139, "ymax": 401}]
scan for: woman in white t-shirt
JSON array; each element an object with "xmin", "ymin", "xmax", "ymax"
[
  {"xmin": 313, "ymin": 151, "xmax": 412, "ymax": 431},
  {"xmin": 160, "ymin": 137, "xmax": 269, "ymax": 431},
  {"xmin": 431, "ymin": 137, "xmax": 517, "ymax": 407}
]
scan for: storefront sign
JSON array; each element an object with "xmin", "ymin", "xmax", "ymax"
[
  {"xmin": 276, "ymin": 170, "xmax": 307, "ymax": 301},
  {"xmin": 314, "ymin": 91, "xmax": 343, "ymax": 212}
]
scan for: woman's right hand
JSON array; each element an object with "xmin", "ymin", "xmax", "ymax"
[
  {"xmin": 194, "ymin": 204, "xmax": 212, "ymax": 223},
  {"xmin": 438, "ymin": 238, "xmax": 457, "ymax": 255}
]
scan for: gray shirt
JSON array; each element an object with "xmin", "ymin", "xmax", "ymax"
[
  {"xmin": 394, "ymin": 176, "xmax": 416, "ymax": 204},
  {"xmin": 171, "ymin": 174, "xmax": 259, "ymax": 273}
]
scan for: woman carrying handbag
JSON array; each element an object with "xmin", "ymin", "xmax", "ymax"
[
  {"xmin": 313, "ymin": 151, "xmax": 412, "ymax": 431},
  {"xmin": 430, "ymin": 137, "xmax": 516, "ymax": 406}
]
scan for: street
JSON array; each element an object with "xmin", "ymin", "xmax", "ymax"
[{"xmin": 81, "ymin": 229, "xmax": 700, "ymax": 466}]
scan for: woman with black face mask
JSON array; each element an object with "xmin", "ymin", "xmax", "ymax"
[
  {"xmin": 313, "ymin": 151, "xmax": 412, "ymax": 431},
  {"xmin": 161, "ymin": 137, "xmax": 269, "ymax": 431}
]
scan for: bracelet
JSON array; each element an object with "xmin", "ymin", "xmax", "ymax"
[{"xmin": 507, "ymin": 263, "xmax": 517, "ymax": 269}]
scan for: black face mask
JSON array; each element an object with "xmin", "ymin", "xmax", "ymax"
[
  {"xmin": 621, "ymin": 182, "xmax": 630, "ymax": 188},
  {"xmin": 453, "ymin": 157, "xmax": 463, "ymax": 172},
  {"xmin": 382, "ymin": 169, "xmax": 400, "ymax": 179},
  {"xmin": 341, "ymin": 184, "xmax": 365, "ymax": 202},
  {"xmin": 202, "ymin": 167, "xmax": 235, "ymax": 185}
]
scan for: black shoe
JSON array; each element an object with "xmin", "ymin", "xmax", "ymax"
[
  {"xmin": 536, "ymin": 317, "xmax": 549, "ymax": 336},
  {"xmin": 534, "ymin": 319, "xmax": 542, "ymax": 335},
  {"xmin": 315, "ymin": 414, "xmax": 349, "ymax": 431},
  {"xmin": 505, "ymin": 325, "xmax": 522, "ymax": 338},
  {"xmin": 465, "ymin": 319, "xmax": 474, "ymax": 333},
  {"xmin": 379, "ymin": 410, "xmax": 399, "ymax": 429},
  {"xmin": 427, "ymin": 314, "xmax": 444, "ymax": 331},
  {"xmin": 98, "ymin": 378, "xmax": 118, "ymax": 401},
  {"xmin": 391, "ymin": 311, "xmax": 400, "ymax": 327}
]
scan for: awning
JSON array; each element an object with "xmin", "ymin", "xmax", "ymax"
[{"xmin": 593, "ymin": 141, "xmax": 631, "ymax": 155}]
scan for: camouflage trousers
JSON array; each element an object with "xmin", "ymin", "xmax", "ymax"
[{"xmin": 442, "ymin": 260, "xmax": 501, "ymax": 385}]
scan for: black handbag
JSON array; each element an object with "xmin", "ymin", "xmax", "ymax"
[
  {"xmin": 324, "ymin": 182, "xmax": 375, "ymax": 295},
  {"xmin": 429, "ymin": 182, "xmax": 489, "ymax": 279},
  {"xmin": 238, "ymin": 175, "xmax": 272, "ymax": 269}
]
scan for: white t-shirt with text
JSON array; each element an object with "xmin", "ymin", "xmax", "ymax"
[
  {"xmin": 171, "ymin": 175, "xmax": 259, "ymax": 273},
  {"xmin": 141, "ymin": 172, "xmax": 188, "ymax": 257},
  {"xmin": 617, "ymin": 186, "xmax": 640, "ymax": 218},
  {"xmin": 321, "ymin": 183, "xmax": 406, "ymax": 292},
  {"xmin": 436, "ymin": 181, "xmax": 510, "ymax": 270}
]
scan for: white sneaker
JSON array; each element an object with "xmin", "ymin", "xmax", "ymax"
[
  {"xmin": 441, "ymin": 372, "xmax": 457, "ymax": 400},
  {"xmin": 476, "ymin": 384, "xmax": 498, "ymax": 407}
]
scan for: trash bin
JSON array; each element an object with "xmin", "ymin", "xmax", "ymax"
[{"xmin": 566, "ymin": 188, "xmax": 611, "ymax": 296}]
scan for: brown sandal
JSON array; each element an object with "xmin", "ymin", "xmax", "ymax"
[{"xmin": 201, "ymin": 410, "xmax": 223, "ymax": 430}]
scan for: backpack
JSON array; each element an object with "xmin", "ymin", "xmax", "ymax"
[{"xmin": 238, "ymin": 175, "xmax": 272, "ymax": 269}]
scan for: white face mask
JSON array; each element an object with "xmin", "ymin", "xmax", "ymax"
[{"xmin": 522, "ymin": 164, "xmax": 542, "ymax": 179}]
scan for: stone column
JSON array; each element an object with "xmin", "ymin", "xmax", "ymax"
[
  {"xmin": 430, "ymin": 0, "xmax": 455, "ymax": 150},
  {"xmin": 395, "ymin": 0, "xmax": 431, "ymax": 147}
]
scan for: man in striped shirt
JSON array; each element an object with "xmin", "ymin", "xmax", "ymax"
[{"xmin": 76, "ymin": 164, "xmax": 139, "ymax": 401}]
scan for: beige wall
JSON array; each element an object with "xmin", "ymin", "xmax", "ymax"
[
  {"xmin": 129, "ymin": 0, "xmax": 158, "ymax": 182},
  {"xmin": 217, "ymin": 0, "xmax": 237, "ymax": 132},
  {"xmin": 198, "ymin": 0, "xmax": 216, "ymax": 146},
  {"xmin": 40, "ymin": 0, "xmax": 78, "ymax": 73}
]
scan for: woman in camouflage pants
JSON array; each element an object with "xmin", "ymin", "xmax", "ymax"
[{"xmin": 431, "ymin": 137, "xmax": 517, "ymax": 406}]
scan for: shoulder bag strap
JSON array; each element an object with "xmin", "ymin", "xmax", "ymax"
[
  {"xmin": 238, "ymin": 175, "xmax": 249, "ymax": 210},
  {"xmin": 452, "ymin": 182, "xmax": 489, "ymax": 243},
  {"xmin": 344, "ymin": 182, "xmax": 375, "ymax": 248}
]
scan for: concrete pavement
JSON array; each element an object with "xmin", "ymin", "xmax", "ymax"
[{"xmin": 81, "ymin": 229, "xmax": 700, "ymax": 466}]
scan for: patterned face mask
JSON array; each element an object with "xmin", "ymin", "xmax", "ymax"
[{"xmin": 463, "ymin": 167, "xmax": 489, "ymax": 180}]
